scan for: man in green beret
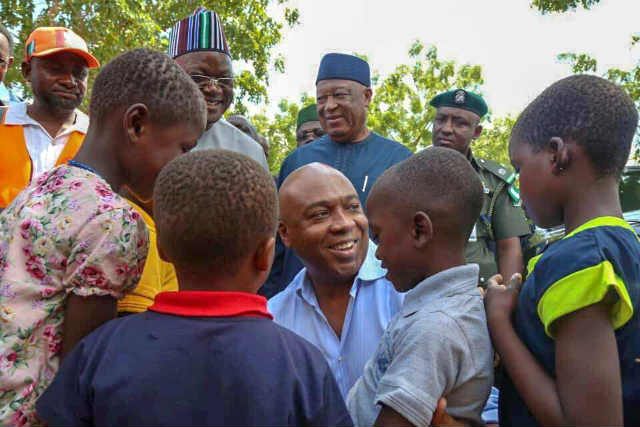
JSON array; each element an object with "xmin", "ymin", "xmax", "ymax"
[
  {"xmin": 295, "ymin": 104, "xmax": 324, "ymax": 146},
  {"xmin": 430, "ymin": 89, "xmax": 531, "ymax": 286}
]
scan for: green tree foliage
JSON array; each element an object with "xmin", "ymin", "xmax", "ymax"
[
  {"xmin": 0, "ymin": 0, "xmax": 299, "ymax": 110},
  {"xmin": 252, "ymin": 41, "xmax": 514, "ymax": 174},
  {"xmin": 367, "ymin": 41, "xmax": 484, "ymax": 152},
  {"xmin": 474, "ymin": 115, "xmax": 515, "ymax": 166},
  {"xmin": 558, "ymin": 36, "xmax": 640, "ymax": 104},
  {"xmin": 248, "ymin": 93, "xmax": 315, "ymax": 173},
  {"xmin": 531, "ymin": 0, "xmax": 600, "ymax": 13},
  {"xmin": 533, "ymin": 0, "xmax": 639, "ymax": 160}
]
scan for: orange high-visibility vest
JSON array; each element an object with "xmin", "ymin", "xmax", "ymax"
[{"xmin": 0, "ymin": 107, "xmax": 85, "ymax": 208}]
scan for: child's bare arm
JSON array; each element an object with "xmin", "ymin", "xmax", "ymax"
[
  {"xmin": 555, "ymin": 297, "xmax": 623, "ymax": 426},
  {"xmin": 486, "ymin": 275, "xmax": 623, "ymax": 426},
  {"xmin": 374, "ymin": 405, "xmax": 414, "ymax": 427},
  {"xmin": 376, "ymin": 399, "xmax": 468, "ymax": 427},
  {"xmin": 61, "ymin": 294, "xmax": 117, "ymax": 360},
  {"xmin": 488, "ymin": 306, "xmax": 568, "ymax": 425},
  {"xmin": 496, "ymin": 236, "xmax": 524, "ymax": 280}
]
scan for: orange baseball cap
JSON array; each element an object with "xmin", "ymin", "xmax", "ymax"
[{"xmin": 24, "ymin": 27, "xmax": 99, "ymax": 68}]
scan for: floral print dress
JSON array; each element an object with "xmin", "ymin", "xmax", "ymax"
[{"xmin": 0, "ymin": 165, "xmax": 148, "ymax": 426}]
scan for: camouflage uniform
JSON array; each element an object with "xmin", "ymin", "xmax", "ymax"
[{"xmin": 466, "ymin": 154, "xmax": 531, "ymax": 286}]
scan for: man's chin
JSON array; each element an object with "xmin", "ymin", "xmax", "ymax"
[
  {"xmin": 206, "ymin": 112, "xmax": 223, "ymax": 129},
  {"xmin": 327, "ymin": 130, "xmax": 351, "ymax": 142},
  {"xmin": 48, "ymin": 96, "xmax": 82, "ymax": 111}
]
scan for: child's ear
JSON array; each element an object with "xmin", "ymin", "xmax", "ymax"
[
  {"xmin": 254, "ymin": 236, "xmax": 276, "ymax": 272},
  {"xmin": 411, "ymin": 211, "xmax": 433, "ymax": 248},
  {"xmin": 548, "ymin": 136, "xmax": 570, "ymax": 175},
  {"xmin": 278, "ymin": 220, "xmax": 292, "ymax": 248},
  {"xmin": 124, "ymin": 103, "xmax": 150, "ymax": 144}
]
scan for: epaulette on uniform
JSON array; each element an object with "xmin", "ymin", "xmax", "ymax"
[{"xmin": 476, "ymin": 158, "xmax": 521, "ymax": 206}]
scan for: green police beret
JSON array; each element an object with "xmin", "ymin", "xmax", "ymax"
[
  {"xmin": 296, "ymin": 104, "xmax": 319, "ymax": 130},
  {"xmin": 429, "ymin": 89, "xmax": 488, "ymax": 118}
]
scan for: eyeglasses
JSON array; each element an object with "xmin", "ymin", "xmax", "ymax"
[
  {"xmin": 190, "ymin": 74, "xmax": 234, "ymax": 89},
  {"xmin": 297, "ymin": 128, "xmax": 325, "ymax": 142}
]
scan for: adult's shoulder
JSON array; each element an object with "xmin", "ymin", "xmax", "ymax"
[
  {"xmin": 271, "ymin": 320, "xmax": 331, "ymax": 365},
  {"xmin": 277, "ymin": 136, "xmax": 334, "ymax": 184},
  {"xmin": 196, "ymin": 119, "xmax": 268, "ymax": 169},
  {"xmin": 74, "ymin": 314, "xmax": 143, "ymax": 357},
  {"xmin": 267, "ymin": 271, "xmax": 305, "ymax": 319},
  {"xmin": 285, "ymin": 135, "xmax": 334, "ymax": 160},
  {"xmin": 219, "ymin": 118, "xmax": 269, "ymax": 168},
  {"xmin": 368, "ymin": 132, "xmax": 412, "ymax": 155},
  {"xmin": 475, "ymin": 157, "xmax": 515, "ymax": 184},
  {"xmin": 219, "ymin": 118, "xmax": 260, "ymax": 147}
]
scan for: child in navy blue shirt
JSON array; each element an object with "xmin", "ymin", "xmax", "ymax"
[
  {"xmin": 36, "ymin": 150, "xmax": 352, "ymax": 426},
  {"xmin": 485, "ymin": 75, "xmax": 640, "ymax": 426}
]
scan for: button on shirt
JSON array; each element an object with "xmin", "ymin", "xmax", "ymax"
[
  {"xmin": 4, "ymin": 102, "xmax": 89, "ymax": 179},
  {"xmin": 347, "ymin": 264, "xmax": 493, "ymax": 427},
  {"xmin": 269, "ymin": 241, "xmax": 404, "ymax": 398}
]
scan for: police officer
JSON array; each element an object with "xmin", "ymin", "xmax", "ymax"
[{"xmin": 430, "ymin": 89, "xmax": 530, "ymax": 286}]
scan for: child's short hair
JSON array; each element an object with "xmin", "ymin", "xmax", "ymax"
[
  {"xmin": 89, "ymin": 48, "xmax": 205, "ymax": 128},
  {"xmin": 373, "ymin": 146, "xmax": 483, "ymax": 240},
  {"xmin": 153, "ymin": 150, "xmax": 278, "ymax": 273},
  {"xmin": 512, "ymin": 74, "xmax": 638, "ymax": 178}
]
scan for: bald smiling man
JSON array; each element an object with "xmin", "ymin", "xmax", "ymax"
[{"xmin": 268, "ymin": 163, "xmax": 403, "ymax": 398}]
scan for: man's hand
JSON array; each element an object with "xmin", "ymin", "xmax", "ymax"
[{"xmin": 484, "ymin": 273, "xmax": 522, "ymax": 324}]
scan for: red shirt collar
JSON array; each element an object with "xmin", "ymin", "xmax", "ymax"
[{"xmin": 148, "ymin": 291, "xmax": 273, "ymax": 319}]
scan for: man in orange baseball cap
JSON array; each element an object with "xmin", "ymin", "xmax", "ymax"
[{"xmin": 0, "ymin": 27, "xmax": 99, "ymax": 210}]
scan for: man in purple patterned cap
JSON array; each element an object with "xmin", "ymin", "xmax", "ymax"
[{"xmin": 168, "ymin": 8, "xmax": 268, "ymax": 170}]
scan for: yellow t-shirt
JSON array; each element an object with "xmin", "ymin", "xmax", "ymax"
[{"xmin": 117, "ymin": 200, "xmax": 178, "ymax": 313}]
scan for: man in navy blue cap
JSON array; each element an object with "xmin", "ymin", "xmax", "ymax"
[{"xmin": 261, "ymin": 53, "xmax": 411, "ymax": 298}]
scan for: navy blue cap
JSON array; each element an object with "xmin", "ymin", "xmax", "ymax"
[{"xmin": 316, "ymin": 53, "xmax": 371, "ymax": 87}]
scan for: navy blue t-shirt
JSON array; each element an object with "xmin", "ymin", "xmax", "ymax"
[
  {"xmin": 36, "ymin": 291, "xmax": 352, "ymax": 426},
  {"xmin": 500, "ymin": 217, "xmax": 640, "ymax": 426},
  {"xmin": 261, "ymin": 132, "xmax": 412, "ymax": 298}
]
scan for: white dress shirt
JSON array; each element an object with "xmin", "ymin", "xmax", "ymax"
[{"xmin": 4, "ymin": 102, "xmax": 89, "ymax": 180}]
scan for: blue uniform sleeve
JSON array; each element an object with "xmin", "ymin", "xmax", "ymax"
[
  {"xmin": 309, "ymin": 367, "xmax": 354, "ymax": 427},
  {"xmin": 36, "ymin": 340, "xmax": 93, "ymax": 426}
]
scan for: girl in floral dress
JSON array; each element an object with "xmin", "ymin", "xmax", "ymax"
[{"xmin": 0, "ymin": 49, "xmax": 206, "ymax": 426}]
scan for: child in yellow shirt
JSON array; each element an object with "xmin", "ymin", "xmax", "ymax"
[{"xmin": 118, "ymin": 199, "xmax": 178, "ymax": 314}]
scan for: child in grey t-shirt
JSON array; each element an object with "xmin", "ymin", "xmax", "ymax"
[{"xmin": 348, "ymin": 147, "xmax": 493, "ymax": 426}]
